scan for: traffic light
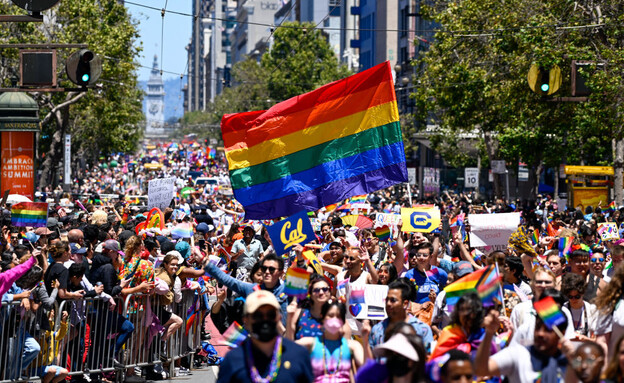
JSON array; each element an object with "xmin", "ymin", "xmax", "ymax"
[
  {"xmin": 65, "ymin": 49, "xmax": 102, "ymax": 86},
  {"xmin": 527, "ymin": 64, "xmax": 561, "ymax": 96}
]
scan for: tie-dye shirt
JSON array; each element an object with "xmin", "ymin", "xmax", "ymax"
[{"xmin": 310, "ymin": 336, "xmax": 351, "ymax": 383}]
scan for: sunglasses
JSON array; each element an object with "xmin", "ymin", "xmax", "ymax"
[
  {"xmin": 260, "ymin": 266, "xmax": 278, "ymax": 274},
  {"xmin": 344, "ymin": 257, "xmax": 358, "ymax": 261},
  {"xmin": 568, "ymin": 294, "xmax": 582, "ymax": 300},
  {"xmin": 590, "ymin": 258, "xmax": 605, "ymax": 263},
  {"xmin": 251, "ymin": 310, "xmax": 277, "ymax": 322},
  {"xmin": 312, "ymin": 287, "xmax": 330, "ymax": 294}
]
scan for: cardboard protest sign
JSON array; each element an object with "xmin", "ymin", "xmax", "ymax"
[
  {"xmin": 347, "ymin": 284, "xmax": 388, "ymax": 320},
  {"xmin": 468, "ymin": 212, "xmax": 520, "ymax": 247},
  {"xmin": 148, "ymin": 177, "xmax": 175, "ymax": 210},
  {"xmin": 266, "ymin": 211, "xmax": 316, "ymax": 256},
  {"xmin": 597, "ymin": 222, "xmax": 619, "ymax": 241}
]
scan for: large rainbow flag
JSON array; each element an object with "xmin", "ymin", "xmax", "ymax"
[
  {"xmin": 11, "ymin": 202, "xmax": 48, "ymax": 227},
  {"xmin": 221, "ymin": 62, "xmax": 408, "ymax": 219}
]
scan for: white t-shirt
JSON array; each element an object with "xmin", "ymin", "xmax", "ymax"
[
  {"xmin": 510, "ymin": 305, "xmax": 576, "ymax": 347},
  {"xmin": 492, "ymin": 344, "xmax": 543, "ymax": 383}
]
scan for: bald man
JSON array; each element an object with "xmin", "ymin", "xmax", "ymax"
[{"xmin": 68, "ymin": 229, "xmax": 84, "ymax": 245}]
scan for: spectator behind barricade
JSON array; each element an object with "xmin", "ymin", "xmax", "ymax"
[
  {"xmin": 0, "ymin": 248, "xmax": 36, "ymax": 297},
  {"xmin": 567, "ymin": 249, "xmax": 605, "ymax": 302},
  {"xmin": 153, "ymin": 253, "xmax": 183, "ymax": 344},
  {"xmin": 561, "ymin": 273, "xmax": 597, "ymax": 342},
  {"xmin": 405, "ymin": 242, "xmax": 448, "ymax": 305},
  {"xmin": 603, "ymin": 244, "xmax": 624, "ymax": 282},
  {"xmin": 204, "ymin": 253, "xmax": 288, "ymax": 328},
  {"xmin": 32, "ymin": 310, "xmax": 69, "ymax": 383},
  {"xmin": 121, "ymin": 236, "xmax": 155, "ymax": 289},
  {"xmin": 569, "ymin": 341, "xmax": 605, "ymax": 383},
  {"xmin": 431, "ymin": 261, "xmax": 474, "ymax": 337},
  {"xmin": 143, "ymin": 237, "xmax": 160, "ymax": 262},
  {"xmin": 286, "ymin": 274, "xmax": 333, "ymax": 340},
  {"xmin": 44, "ymin": 241, "xmax": 84, "ymax": 300},
  {"xmin": 362, "ymin": 279, "xmax": 433, "ymax": 359},
  {"xmin": 296, "ymin": 300, "xmax": 364, "ymax": 380},
  {"xmin": 603, "ymin": 334, "xmax": 624, "ymax": 383},
  {"xmin": 475, "ymin": 304, "xmax": 575, "ymax": 383},
  {"xmin": 216, "ymin": 290, "xmax": 314, "ymax": 383},
  {"xmin": 230, "ymin": 225, "xmax": 264, "ymax": 281}
]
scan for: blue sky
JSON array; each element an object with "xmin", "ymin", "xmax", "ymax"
[{"xmin": 126, "ymin": 1, "xmax": 192, "ymax": 81}]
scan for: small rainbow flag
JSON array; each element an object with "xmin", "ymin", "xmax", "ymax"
[
  {"xmin": 534, "ymin": 296, "xmax": 566, "ymax": 330},
  {"xmin": 217, "ymin": 245, "xmax": 231, "ymax": 266},
  {"xmin": 558, "ymin": 237, "xmax": 574, "ymax": 259},
  {"xmin": 349, "ymin": 194, "xmax": 368, "ymax": 204},
  {"xmin": 222, "ymin": 321, "xmax": 248, "ymax": 347},
  {"xmin": 608, "ymin": 201, "xmax": 617, "ymax": 212},
  {"xmin": 444, "ymin": 264, "xmax": 502, "ymax": 312},
  {"xmin": 375, "ymin": 225, "xmax": 391, "ymax": 242},
  {"xmin": 349, "ymin": 288, "xmax": 366, "ymax": 304},
  {"xmin": 11, "ymin": 202, "xmax": 48, "ymax": 228},
  {"xmin": 284, "ymin": 267, "xmax": 311, "ymax": 299},
  {"xmin": 531, "ymin": 229, "xmax": 540, "ymax": 245},
  {"xmin": 185, "ymin": 294, "xmax": 199, "ymax": 335},
  {"xmin": 171, "ymin": 223, "xmax": 193, "ymax": 239}
]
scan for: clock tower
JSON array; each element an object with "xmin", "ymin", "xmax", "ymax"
[{"xmin": 145, "ymin": 55, "xmax": 165, "ymax": 136}]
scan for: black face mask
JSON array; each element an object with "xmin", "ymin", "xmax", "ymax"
[
  {"xmin": 251, "ymin": 320, "xmax": 278, "ymax": 342},
  {"xmin": 386, "ymin": 355, "xmax": 411, "ymax": 377}
]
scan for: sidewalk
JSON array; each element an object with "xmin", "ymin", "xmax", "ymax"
[{"xmin": 170, "ymin": 366, "xmax": 219, "ymax": 383}]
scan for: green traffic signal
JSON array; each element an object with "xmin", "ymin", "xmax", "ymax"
[
  {"xmin": 81, "ymin": 73, "xmax": 90, "ymax": 82},
  {"xmin": 540, "ymin": 83, "xmax": 550, "ymax": 92}
]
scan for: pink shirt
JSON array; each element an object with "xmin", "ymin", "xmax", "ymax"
[{"xmin": 0, "ymin": 255, "xmax": 36, "ymax": 296}]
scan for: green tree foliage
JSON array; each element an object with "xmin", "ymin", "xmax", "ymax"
[
  {"xmin": 179, "ymin": 21, "xmax": 351, "ymax": 137},
  {"xmin": 414, "ymin": 0, "xmax": 617, "ymax": 198}
]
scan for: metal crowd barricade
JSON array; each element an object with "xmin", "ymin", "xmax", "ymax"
[
  {"xmin": 0, "ymin": 288, "xmax": 214, "ymax": 383},
  {"xmin": 0, "ymin": 300, "xmax": 58, "ymax": 383}
]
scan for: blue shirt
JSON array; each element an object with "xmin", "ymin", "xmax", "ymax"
[
  {"xmin": 404, "ymin": 266, "xmax": 448, "ymax": 304},
  {"xmin": 369, "ymin": 316, "xmax": 434, "ymax": 355}
]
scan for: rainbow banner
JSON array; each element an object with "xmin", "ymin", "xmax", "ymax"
[
  {"xmin": 221, "ymin": 62, "xmax": 407, "ymax": 219},
  {"xmin": 11, "ymin": 202, "xmax": 48, "ymax": 227},
  {"xmin": 222, "ymin": 321, "xmax": 248, "ymax": 347},
  {"xmin": 534, "ymin": 296, "xmax": 566, "ymax": 330},
  {"xmin": 284, "ymin": 267, "xmax": 311, "ymax": 299},
  {"xmin": 443, "ymin": 264, "xmax": 503, "ymax": 312}
]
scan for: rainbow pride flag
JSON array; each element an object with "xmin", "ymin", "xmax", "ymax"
[
  {"xmin": 443, "ymin": 264, "xmax": 503, "ymax": 312},
  {"xmin": 558, "ymin": 237, "xmax": 574, "ymax": 259},
  {"xmin": 171, "ymin": 223, "xmax": 193, "ymax": 239},
  {"xmin": 608, "ymin": 201, "xmax": 617, "ymax": 212},
  {"xmin": 221, "ymin": 62, "xmax": 408, "ymax": 219},
  {"xmin": 222, "ymin": 321, "xmax": 248, "ymax": 347},
  {"xmin": 534, "ymin": 296, "xmax": 566, "ymax": 329},
  {"xmin": 11, "ymin": 202, "xmax": 48, "ymax": 228},
  {"xmin": 531, "ymin": 229, "xmax": 540, "ymax": 245},
  {"xmin": 349, "ymin": 194, "xmax": 368, "ymax": 204},
  {"xmin": 284, "ymin": 267, "xmax": 311, "ymax": 299}
]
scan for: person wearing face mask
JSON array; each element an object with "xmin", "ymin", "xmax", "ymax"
[
  {"xmin": 296, "ymin": 301, "xmax": 364, "ymax": 382},
  {"xmin": 217, "ymin": 290, "xmax": 313, "ymax": 383}
]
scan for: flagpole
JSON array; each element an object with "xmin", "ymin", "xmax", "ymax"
[
  {"xmin": 495, "ymin": 262, "xmax": 508, "ymax": 317},
  {"xmin": 406, "ymin": 183, "xmax": 413, "ymax": 206}
]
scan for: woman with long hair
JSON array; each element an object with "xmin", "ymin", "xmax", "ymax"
[
  {"xmin": 286, "ymin": 274, "xmax": 332, "ymax": 340},
  {"xmin": 153, "ymin": 254, "xmax": 183, "ymax": 343},
  {"xmin": 378, "ymin": 262, "xmax": 398, "ymax": 285},
  {"xmin": 594, "ymin": 263, "xmax": 624, "ymax": 359},
  {"xmin": 296, "ymin": 300, "xmax": 364, "ymax": 382},
  {"xmin": 603, "ymin": 334, "xmax": 624, "ymax": 383}
]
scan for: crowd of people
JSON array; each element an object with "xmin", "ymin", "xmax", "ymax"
[{"xmin": 2, "ymin": 139, "xmax": 624, "ymax": 383}]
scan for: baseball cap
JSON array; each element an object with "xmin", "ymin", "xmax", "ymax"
[
  {"xmin": 373, "ymin": 333, "xmax": 420, "ymax": 361},
  {"xmin": 103, "ymin": 239, "xmax": 123, "ymax": 255},
  {"xmin": 196, "ymin": 222, "xmax": 214, "ymax": 233},
  {"xmin": 47, "ymin": 217, "xmax": 60, "ymax": 228},
  {"xmin": 70, "ymin": 243, "xmax": 87, "ymax": 255},
  {"xmin": 454, "ymin": 261, "xmax": 474, "ymax": 278},
  {"xmin": 175, "ymin": 241, "xmax": 191, "ymax": 259},
  {"xmin": 35, "ymin": 227, "xmax": 53, "ymax": 236},
  {"xmin": 244, "ymin": 290, "xmax": 281, "ymax": 315}
]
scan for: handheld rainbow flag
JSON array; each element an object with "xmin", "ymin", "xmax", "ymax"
[
  {"xmin": 284, "ymin": 267, "xmax": 311, "ymax": 299},
  {"xmin": 221, "ymin": 61, "xmax": 408, "ymax": 219},
  {"xmin": 185, "ymin": 294, "xmax": 200, "ymax": 335},
  {"xmin": 375, "ymin": 225, "xmax": 391, "ymax": 242},
  {"xmin": 608, "ymin": 201, "xmax": 616, "ymax": 212},
  {"xmin": 171, "ymin": 223, "xmax": 193, "ymax": 239},
  {"xmin": 11, "ymin": 202, "xmax": 48, "ymax": 227},
  {"xmin": 558, "ymin": 237, "xmax": 574, "ymax": 259},
  {"xmin": 443, "ymin": 264, "xmax": 503, "ymax": 312},
  {"xmin": 531, "ymin": 229, "xmax": 540, "ymax": 245},
  {"xmin": 222, "ymin": 321, "xmax": 248, "ymax": 347},
  {"xmin": 534, "ymin": 296, "xmax": 566, "ymax": 330},
  {"xmin": 217, "ymin": 245, "xmax": 231, "ymax": 266},
  {"xmin": 349, "ymin": 195, "xmax": 368, "ymax": 205}
]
